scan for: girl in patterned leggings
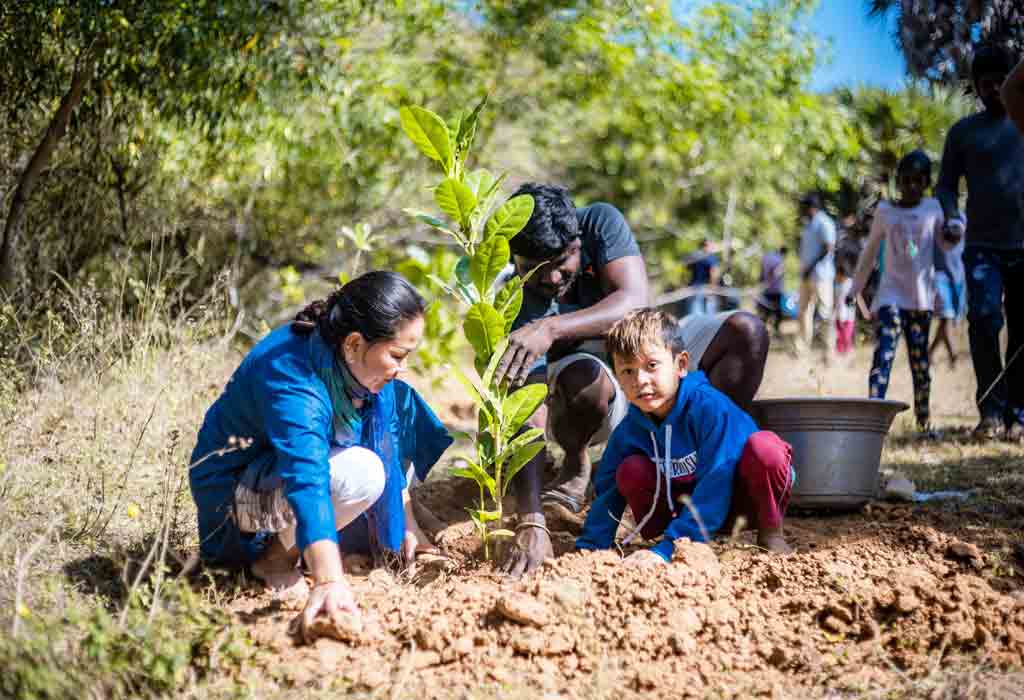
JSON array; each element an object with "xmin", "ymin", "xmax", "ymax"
[{"xmin": 848, "ymin": 151, "xmax": 964, "ymax": 431}]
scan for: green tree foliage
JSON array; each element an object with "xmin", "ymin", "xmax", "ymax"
[
  {"xmin": 866, "ymin": 0, "xmax": 1023, "ymax": 84},
  {"xmin": 1, "ymin": 0, "xmax": 977, "ymax": 357}
]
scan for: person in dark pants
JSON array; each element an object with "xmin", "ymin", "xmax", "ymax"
[
  {"xmin": 936, "ymin": 45, "xmax": 1024, "ymax": 441},
  {"xmin": 759, "ymin": 245, "xmax": 788, "ymax": 333}
]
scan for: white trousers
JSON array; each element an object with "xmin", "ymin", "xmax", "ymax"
[
  {"xmin": 234, "ymin": 446, "xmax": 386, "ymax": 551},
  {"xmin": 798, "ymin": 276, "xmax": 836, "ymax": 353}
]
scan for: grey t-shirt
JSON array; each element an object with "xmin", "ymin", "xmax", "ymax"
[
  {"xmin": 513, "ymin": 202, "xmax": 641, "ymax": 364},
  {"xmin": 936, "ymin": 110, "xmax": 1024, "ymax": 250},
  {"xmin": 798, "ymin": 211, "xmax": 837, "ymax": 281}
]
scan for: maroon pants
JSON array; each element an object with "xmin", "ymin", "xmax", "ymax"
[{"xmin": 615, "ymin": 430, "xmax": 793, "ymax": 541}]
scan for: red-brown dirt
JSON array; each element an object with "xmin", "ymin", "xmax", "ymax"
[{"xmin": 228, "ymin": 479, "xmax": 1024, "ymax": 698}]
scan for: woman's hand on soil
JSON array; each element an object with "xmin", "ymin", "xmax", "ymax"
[
  {"xmin": 402, "ymin": 528, "xmax": 440, "ymax": 566},
  {"xmin": 297, "ymin": 580, "xmax": 361, "ymax": 644},
  {"xmin": 622, "ymin": 549, "xmax": 666, "ymax": 568},
  {"xmin": 500, "ymin": 526, "xmax": 554, "ymax": 578}
]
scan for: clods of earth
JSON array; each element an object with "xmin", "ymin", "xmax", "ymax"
[{"xmin": 228, "ymin": 477, "xmax": 1024, "ymax": 698}]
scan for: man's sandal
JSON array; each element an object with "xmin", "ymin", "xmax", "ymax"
[{"xmin": 540, "ymin": 488, "xmax": 584, "ymax": 514}]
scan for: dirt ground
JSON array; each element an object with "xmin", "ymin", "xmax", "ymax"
[{"xmin": 224, "ymin": 332, "xmax": 1024, "ymax": 699}]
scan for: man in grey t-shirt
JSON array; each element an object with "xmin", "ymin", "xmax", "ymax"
[
  {"xmin": 796, "ymin": 193, "xmax": 837, "ymax": 356},
  {"xmin": 937, "ymin": 45, "xmax": 1024, "ymax": 440}
]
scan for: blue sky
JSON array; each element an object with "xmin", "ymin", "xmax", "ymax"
[
  {"xmin": 806, "ymin": 1, "xmax": 906, "ymax": 91},
  {"xmin": 674, "ymin": 1, "xmax": 907, "ymax": 92}
]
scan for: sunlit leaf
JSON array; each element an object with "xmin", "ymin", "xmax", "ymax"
[
  {"xmin": 470, "ymin": 234, "xmax": 510, "ymax": 298},
  {"xmin": 484, "ymin": 195, "xmax": 534, "ymax": 240},
  {"xmin": 400, "ymin": 105, "xmax": 452, "ymax": 172},
  {"xmin": 502, "ymin": 383, "xmax": 547, "ymax": 434},
  {"xmin": 435, "ymin": 178, "xmax": 477, "ymax": 231},
  {"xmin": 501, "ymin": 442, "xmax": 546, "ymax": 496}
]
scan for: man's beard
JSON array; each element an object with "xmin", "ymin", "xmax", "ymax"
[{"xmin": 538, "ymin": 271, "xmax": 579, "ymax": 300}]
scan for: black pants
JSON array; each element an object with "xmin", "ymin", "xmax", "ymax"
[{"xmin": 964, "ymin": 247, "xmax": 1024, "ymax": 426}]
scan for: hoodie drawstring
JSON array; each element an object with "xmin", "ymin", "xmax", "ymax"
[{"xmin": 621, "ymin": 423, "xmax": 676, "ymax": 546}]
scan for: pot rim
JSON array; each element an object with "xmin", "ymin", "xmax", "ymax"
[{"xmin": 752, "ymin": 397, "xmax": 909, "ymax": 411}]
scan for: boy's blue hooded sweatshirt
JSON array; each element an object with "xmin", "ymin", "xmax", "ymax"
[
  {"xmin": 576, "ymin": 371, "xmax": 757, "ymax": 561},
  {"xmin": 189, "ymin": 325, "xmax": 452, "ymax": 569}
]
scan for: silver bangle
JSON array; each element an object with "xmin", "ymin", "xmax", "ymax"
[{"xmin": 515, "ymin": 521, "xmax": 551, "ymax": 536}]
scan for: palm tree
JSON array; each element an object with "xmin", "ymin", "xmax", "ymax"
[{"xmin": 866, "ymin": 0, "xmax": 1023, "ymax": 84}]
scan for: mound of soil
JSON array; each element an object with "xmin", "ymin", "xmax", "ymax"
[{"xmin": 229, "ymin": 487, "xmax": 1024, "ymax": 698}]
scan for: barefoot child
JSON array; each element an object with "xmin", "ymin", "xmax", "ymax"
[
  {"xmin": 849, "ymin": 150, "xmax": 964, "ymax": 432},
  {"xmin": 576, "ymin": 309, "xmax": 794, "ymax": 566}
]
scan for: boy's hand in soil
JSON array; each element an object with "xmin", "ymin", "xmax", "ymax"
[
  {"xmin": 295, "ymin": 580, "xmax": 361, "ymax": 644},
  {"xmin": 501, "ymin": 523, "xmax": 554, "ymax": 578},
  {"xmin": 622, "ymin": 549, "xmax": 666, "ymax": 568}
]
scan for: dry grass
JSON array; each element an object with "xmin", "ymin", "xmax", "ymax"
[{"xmin": 1, "ymin": 310, "xmax": 1021, "ymax": 698}]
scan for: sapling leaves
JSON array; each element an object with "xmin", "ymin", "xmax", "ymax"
[
  {"xmin": 470, "ymin": 235, "xmax": 510, "ymax": 300},
  {"xmin": 501, "ymin": 442, "xmax": 546, "ymax": 497},
  {"xmin": 400, "ymin": 106, "xmax": 452, "ymax": 174},
  {"xmin": 450, "ymin": 364, "xmax": 492, "ymax": 423},
  {"xmin": 502, "ymin": 384, "xmax": 547, "ymax": 435},
  {"xmin": 402, "ymin": 101, "xmax": 547, "ymax": 559},
  {"xmin": 496, "ymin": 428, "xmax": 545, "ymax": 466},
  {"xmin": 435, "ymin": 178, "xmax": 477, "ymax": 232},
  {"xmin": 482, "ymin": 336, "xmax": 510, "ymax": 389},
  {"xmin": 404, "ymin": 208, "xmax": 466, "ymax": 247},
  {"xmin": 484, "ymin": 194, "xmax": 534, "ymax": 240},
  {"xmin": 450, "ymin": 460, "xmax": 496, "ymax": 500},
  {"xmin": 494, "ymin": 279, "xmax": 523, "ymax": 335},
  {"xmin": 463, "ymin": 302, "xmax": 503, "ymax": 368}
]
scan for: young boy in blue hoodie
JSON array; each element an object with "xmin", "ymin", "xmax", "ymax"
[{"xmin": 576, "ymin": 309, "xmax": 794, "ymax": 565}]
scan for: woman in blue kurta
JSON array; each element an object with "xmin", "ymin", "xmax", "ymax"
[{"xmin": 189, "ymin": 271, "xmax": 451, "ymax": 636}]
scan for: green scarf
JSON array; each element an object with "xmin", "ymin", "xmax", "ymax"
[{"xmin": 316, "ymin": 355, "xmax": 371, "ymax": 439}]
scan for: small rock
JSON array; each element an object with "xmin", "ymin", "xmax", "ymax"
[
  {"xmin": 451, "ymin": 636, "xmax": 474, "ymax": 656},
  {"xmin": 294, "ymin": 611, "xmax": 364, "ymax": 644},
  {"xmin": 896, "ymin": 591, "xmax": 921, "ymax": 614},
  {"xmin": 766, "ymin": 645, "xmax": 789, "ymax": 668},
  {"xmin": 509, "ymin": 628, "xmax": 574, "ymax": 656},
  {"xmin": 495, "ymin": 593, "xmax": 551, "ymax": 627},
  {"xmin": 947, "ymin": 541, "xmax": 984, "ymax": 565},
  {"xmin": 667, "ymin": 608, "xmax": 703, "ymax": 636},
  {"xmin": 671, "ymin": 538, "xmax": 721, "ymax": 577},
  {"xmin": 821, "ymin": 615, "xmax": 848, "ymax": 635},
  {"xmin": 551, "ymin": 583, "xmax": 586, "ymax": 610},
  {"xmin": 410, "ymin": 650, "xmax": 442, "ymax": 669},
  {"xmin": 359, "ymin": 668, "xmax": 388, "ymax": 689},
  {"xmin": 883, "ymin": 473, "xmax": 916, "ymax": 502},
  {"xmin": 632, "ymin": 588, "xmax": 655, "ymax": 604}
]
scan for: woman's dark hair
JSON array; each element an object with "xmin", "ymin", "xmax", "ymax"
[
  {"xmin": 897, "ymin": 149, "xmax": 932, "ymax": 180},
  {"xmin": 507, "ymin": 183, "xmax": 580, "ymax": 260},
  {"xmin": 292, "ymin": 270, "xmax": 425, "ymax": 348}
]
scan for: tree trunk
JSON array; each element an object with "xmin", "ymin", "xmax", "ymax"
[{"xmin": 0, "ymin": 48, "xmax": 98, "ymax": 294}]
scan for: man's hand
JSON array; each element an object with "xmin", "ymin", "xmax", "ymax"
[
  {"xmin": 494, "ymin": 319, "xmax": 557, "ymax": 387},
  {"xmin": 500, "ymin": 517, "xmax": 553, "ymax": 578},
  {"xmin": 293, "ymin": 580, "xmax": 361, "ymax": 644},
  {"xmin": 622, "ymin": 549, "xmax": 667, "ymax": 568}
]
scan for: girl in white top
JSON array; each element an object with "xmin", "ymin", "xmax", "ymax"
[{"xmin": 850, "ymin": 150, "xmax": 963, "ymax": 431}]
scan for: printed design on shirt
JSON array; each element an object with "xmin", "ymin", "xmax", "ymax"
[
  {"xmin": 891, "ymin": 215, "xmax": 923, "ymax": 261},
  {"xmin": 665, "ymin": 451, "xmax": 698, "ymax": 479}
]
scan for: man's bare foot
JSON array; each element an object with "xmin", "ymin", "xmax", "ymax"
[{"xmin": 757, "ymin": 529, "xmax": 793, "ymax": 554}]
